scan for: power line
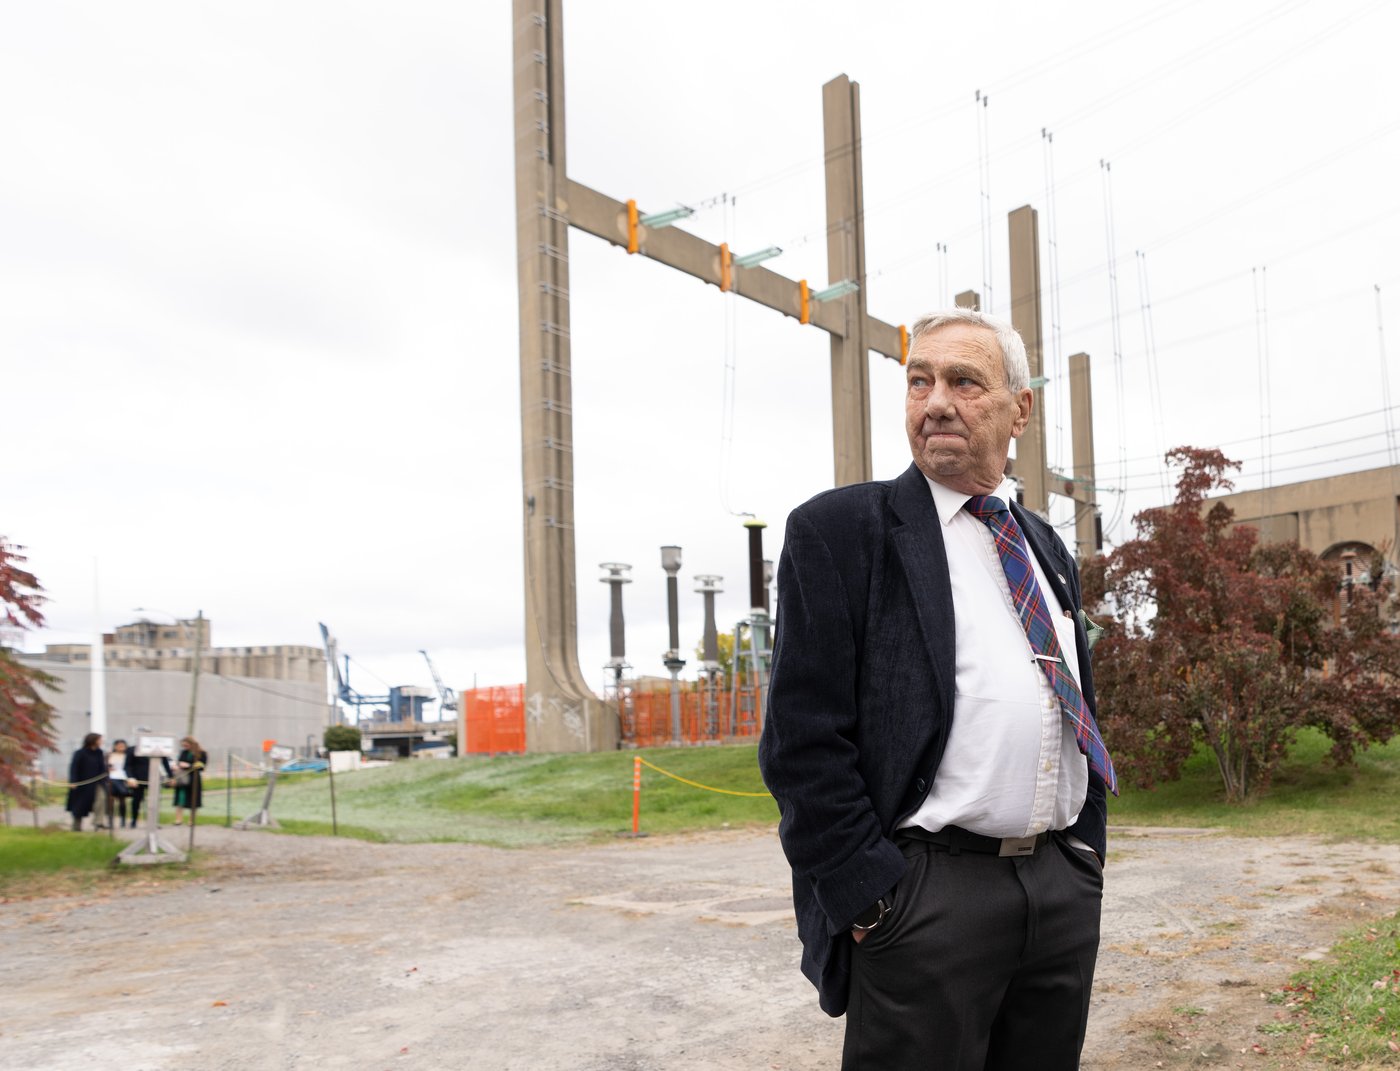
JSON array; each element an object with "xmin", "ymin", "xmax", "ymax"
[
  {"xmin": 1042, "ymin": 128, "xmax": 1067, "ymax": 469},
  {"xmin": 1115, "ymin": 429, "xmax": 1395, "ymax": 482},
  {"xmin": 1253, "ymin": 266, "xmax": 1274, "ymax": 494},
  {"xmin": 1116, "ymin": 445, "xmax": 1399, "ymax": 492},
  {"xmin": 976, "ymin": 90, "xmax": 994, "ymax": 315},
  {"xmin": 1101, "ymin": 159, "xmax": 1129, "ymax": 541},
  {"xmin": 1109, "ymin": 403, "xmax": 1400, "ymax": 468},
  {"xmin": 684, "ymin": 0, "xmax": 1209, "ymax": 209},
  {"xmin": 1378, "ymin": 285, "xmax": 1399, "ymax": 469},
  {"xmin": 1135, "ymin": 250, "xmax": 1168, "ymax": 500}
]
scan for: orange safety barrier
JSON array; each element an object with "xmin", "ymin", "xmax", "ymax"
[
  {"xmin": 460, "ymin": 683, "xmax": 762, "ymax": 753},
  {"xmin": 462, "ymin": 685, "xmax": 527, "ymax": 755},
  {"xmin": 617, "ymin": 685, "xmax": 763, "ymax": 748}
]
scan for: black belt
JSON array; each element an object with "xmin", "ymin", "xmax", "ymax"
[{"xmin": 900, "ymin": 824, "xmax": 1053, "ymax": 858}]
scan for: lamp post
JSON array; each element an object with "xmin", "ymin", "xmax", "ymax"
[
  {"xmin": 660, "ymin": 546, "xmax": 685, "ymax": 746},
  {"xmin": 694, "ymin": 574, "xmax": 723, "ymax": 738}
]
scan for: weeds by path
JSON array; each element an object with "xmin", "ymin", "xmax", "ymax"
[
  {"xmin": 0, "ymin": 827, "xmax": 202, "ymax": 901},
  {"xmin": 1272, "ymin": 913, "xmax": 1400, "ymax": 1065}
]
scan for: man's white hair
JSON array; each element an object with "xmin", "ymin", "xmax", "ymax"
[{"xmin": 909, "ymin": 309, "xmax": 1030, "ymax": 394}]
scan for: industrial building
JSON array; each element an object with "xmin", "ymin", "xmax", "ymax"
[{"xmin": 24, "ymin": 616, "xmax": 332, "ymax": 777}]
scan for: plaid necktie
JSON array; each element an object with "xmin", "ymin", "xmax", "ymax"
[{"xmin": 963, "ymin": 495, "xmax": 1119, "ymax": 796}]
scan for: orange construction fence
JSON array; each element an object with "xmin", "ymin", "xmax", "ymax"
[
  {"xmin": 618, "ymin": 685, "xmax": 762, "ymax": 748},
  {"xmin": 462, "ymin": 685, "xmax": 527, "ymax": 755},
  {"xmin": 460, "ymin": 683, "xmax": 763, "ymax": 753}
]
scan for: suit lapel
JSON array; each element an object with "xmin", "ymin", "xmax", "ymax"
[
  {"xmin": 1011, "ymin": 500, "xmax": 1077, "ymax": 613},
  {"xmin": 889, "ymin": 464, "xmax": 957, "ymax": 709}
]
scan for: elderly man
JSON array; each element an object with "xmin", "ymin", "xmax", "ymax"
[{"xmin": 759, "ymin": 308, "xmax": 1115, "ymax": 1070}]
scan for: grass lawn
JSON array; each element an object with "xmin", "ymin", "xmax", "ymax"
[
  {"xmin": 1111, "ymin": 729, "xmax": 1400, "ymax": 842},
  {"xmin": 191, "ymin": 726, "xmax": 1400, "ymax": 849},
  {"xmin": 0, "ymin": 827, "xmax": 199, "ymax": 899},
  {"xmin": 202, "ymin": 746, "xmax": 777, "ymax": 847},
  {"xmin": 1274, "ymin": 913, "xmax": 1400, "ymax": 1064}
]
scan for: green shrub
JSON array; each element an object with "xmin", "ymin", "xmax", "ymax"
[{"xmin": 323, "ymin": 725, "xmax": 362, "ymax": 752}]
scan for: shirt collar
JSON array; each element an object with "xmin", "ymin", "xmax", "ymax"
[{"xmin": 922, "ymin": 472, "xmax": 1017, "ymax": 527}]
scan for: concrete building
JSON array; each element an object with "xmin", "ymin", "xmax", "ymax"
[
  {"xmin": 1207, "ymin": 464, "xmax": 1400, "ymax": 564},
  {"xmin": 24, "ymin": 617, "xmax": 332, "ymax": 778},
  {"xmin": 1208, "ymin": 464, "xmax": 1400, "ymax": 628}
]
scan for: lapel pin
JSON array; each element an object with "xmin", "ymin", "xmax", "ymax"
[{"xmin": 1056, "ymin": 572, "xmax": 1067, "ymax": 584}]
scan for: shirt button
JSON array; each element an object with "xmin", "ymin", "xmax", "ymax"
[{"xmin": 1044, "ymin": 761, "xmax": 1053, "ymax": 772}]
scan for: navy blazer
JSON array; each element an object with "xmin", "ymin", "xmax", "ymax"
[{"xmin": 758, "ymin": 462, "xmax": 1108, "ymax": 1017}]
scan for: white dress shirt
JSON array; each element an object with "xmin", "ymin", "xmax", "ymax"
[{"xmin": 898, "ymin": 474, "xmax": 1090, "ymax": 839}]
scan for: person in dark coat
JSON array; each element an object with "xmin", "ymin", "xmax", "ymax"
[
  {"xmin": 65, "ymin": 733, "xmax": 107, "ymax": 831},
  {"xmin": 126, "ymin": 747, "xmax": 172, "ymax": 826},
  {"xmin": 172, "ymin": 736, "xmax": 207, "ymax": 826},
  {"xmin": 760, "ymin": 309, "xmax": 1114, "ymax": 1070}
]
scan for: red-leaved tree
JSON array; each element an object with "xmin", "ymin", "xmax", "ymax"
[
  {"xmin": 1085, "ymin": 447, "xmax": 1400, "ymax": 802},
  {"xmin": 0, "ymin": 538, "xmax": 58, "ymax": 804}
]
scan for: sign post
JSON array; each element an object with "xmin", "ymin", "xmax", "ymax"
[
  {"xmin": 117, "ymin": 736, "xmax": 186, "ymax": 865},
  {"xmin": 235, "ymin": 743, "xmax": 293, "ymax": 830}
]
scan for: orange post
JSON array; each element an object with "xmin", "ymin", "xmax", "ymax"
[
  {"xmin": 631, "ymin": 754, "xmax": 642, "ymax": 835},
  {"xmin": 799, "ymin": 280, "xmax": 810, "ymax": 324},
  {"xmin": 899, "ymin": 324, "xmax": 909, "ymax": 364},
  {"xmin": 626, "ymin": 199, "xmax": 639, "ymax": 254},
  {"xmin": 719, "ymin": 242, "xmax": 732, "ymax": 292}
]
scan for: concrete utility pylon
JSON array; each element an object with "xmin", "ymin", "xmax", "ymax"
[
  {"xmin": 823, "ymin": 75, "xmax": 873, "ymax": 487},
  {"xmin": 1004, "ymin": 205, "xmax": 1100, "ymax": 554},
  {"xmin": 512, "ymin": 0, "xmax": 606, "ymax": 752},
  {"xmin": 1008, "ymin": 206, "xmax": 1049, "ymax": 516},
  {"xmin": 512, "ymin": 0, "xmax": 908, "ymax": 750}
]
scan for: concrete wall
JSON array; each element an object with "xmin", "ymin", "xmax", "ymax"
[
  {"xmin": 31, "ymin": 661, "xmax": 333, "ymax": 780},
  {"xmin": 1209, "ymin": 465, "xmax": 1400, "ymax": 560}
]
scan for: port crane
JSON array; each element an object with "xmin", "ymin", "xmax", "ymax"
[{"xmin": 419, "ymin": 649, "xmax": 458, "ymax": 719}]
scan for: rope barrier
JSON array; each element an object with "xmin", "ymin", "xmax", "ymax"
[
  {"xmin": 635, "ymin": 757, "xmax": 771, "ymax": 798},
  {"xmin": 36, "ymin": 771, "xmax": 113, "ymax": 789}
]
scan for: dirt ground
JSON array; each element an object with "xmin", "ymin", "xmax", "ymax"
[{"xmin": 2, "ymin": 817, "xmax": 1397, "ymax": 1071}]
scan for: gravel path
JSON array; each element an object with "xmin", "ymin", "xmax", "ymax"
[{"xmin": 3, "ymin": 820, "xmax": 1396, "ymax": 1070}]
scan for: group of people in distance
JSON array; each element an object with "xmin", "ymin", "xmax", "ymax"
[{"xmin": 64, "ymin": 733, "xmax": 207, "ymax": 831}]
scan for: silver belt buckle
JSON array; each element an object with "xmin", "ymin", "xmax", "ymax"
[{"xmin": 998, "ymin": 835, "xmax": 1039, "ymax": 857}]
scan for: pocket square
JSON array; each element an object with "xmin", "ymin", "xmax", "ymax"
[{"xmin": 1076, "ymin": 608, "xmax": 1105, "ymax": 651}]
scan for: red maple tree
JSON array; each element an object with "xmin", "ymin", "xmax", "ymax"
[
  {"xmin": 0, "ymin": 538, "xmax": 58, "ymax": 804},
  {"xmin": 1085, "ymin": 447, "xmax": 1400, "ymax": 802}
]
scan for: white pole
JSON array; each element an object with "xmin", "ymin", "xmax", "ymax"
[{"xmin": 91, "ymin": 558, "xmax": 107, "ymax": 738}]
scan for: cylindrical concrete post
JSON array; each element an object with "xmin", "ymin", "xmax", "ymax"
[
  {"xmin": 694, "ymin": 575, "xmax": 723, "ymax": 738},
  {"xmin": 660, "ymin": 547, "xmax": 685, "ymax": 745}
]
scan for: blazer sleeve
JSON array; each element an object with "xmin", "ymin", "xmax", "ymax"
[{"xmin": 759, "ymin": 508, "xmax": 907, "ymax": 934}]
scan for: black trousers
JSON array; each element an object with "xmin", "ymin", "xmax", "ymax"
[{"xmin": 842, "ymin": 831, "xmax": 1103, "ymax": 1071}]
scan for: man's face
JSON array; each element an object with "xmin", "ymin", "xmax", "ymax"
[{"xmin": 904, "ymin": 323, "xmax": 1032, "ymax": 495}]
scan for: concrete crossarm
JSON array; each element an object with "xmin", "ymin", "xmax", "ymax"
[
  {"xmin": 563, "ymin": 178, "xmax": 906, "ymax": 363},
  {"xmin": 1047, "ymin": 470, "xmax": 1097, "ymax": 505}
]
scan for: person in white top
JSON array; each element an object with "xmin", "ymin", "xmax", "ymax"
[
  {"xmin": 760, "ymin": 308, "xmax": 1115, "ymax": 1071},
  {"xmin": 107, "ymin": 739, "xmax": 132, "ymax": 829}
]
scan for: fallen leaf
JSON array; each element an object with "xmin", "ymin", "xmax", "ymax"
[{"xmin": 212, "ymin": 1001, "xmax": 228, "ymax": 1007}]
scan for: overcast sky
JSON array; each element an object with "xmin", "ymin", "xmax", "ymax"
[{"xmin": 6, "ymin": 0, "xmax": 1398, "ymax": 706}]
